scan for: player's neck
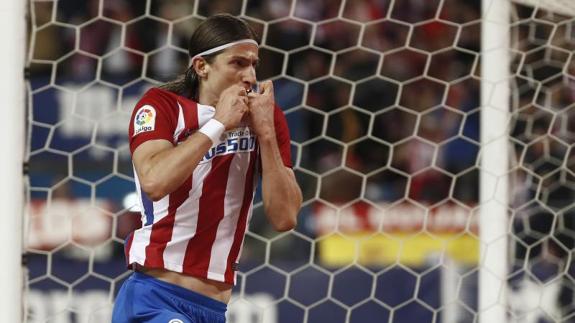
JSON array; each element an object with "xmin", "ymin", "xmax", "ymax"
[{"xmin": 197, "ymin": 87, "xmax": 218, "ymax": 107}]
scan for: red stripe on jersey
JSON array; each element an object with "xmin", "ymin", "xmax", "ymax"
[
  {"xmin": 225, "ymin": 150, "xmax": 258, "ymax": 282},
  {"xmin": 144, "ymin": 175, "xmax": 194, "ymax": 268},
  {"xmin": 177, "ymin": 99, "xmax": 200, "ymax": 142},
  {"xmin": 182, "ymin": 154, "xmax": 235, "ymax": 275}
]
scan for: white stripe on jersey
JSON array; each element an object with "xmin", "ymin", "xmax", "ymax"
[
  {"xmin": 206, "ymin": 151, "xmax": 252, "ymax": 281},
  {"xmin": 173, "ymin": 102, "xmax": 186, "ymax": 142},
  {"xmin": 161, "ymin": 159, "xmax": 213, "ymax": 270}
]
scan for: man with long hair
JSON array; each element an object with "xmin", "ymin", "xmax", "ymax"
[{"xmin": 112, "ymin": 13, "xmax": 302, "ymax": 323}]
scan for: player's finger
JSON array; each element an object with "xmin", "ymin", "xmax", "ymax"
[
  {"xmin": 260, "ymin": 80, "xmax": 273, "ymax": 95},
  {"xmin": 228, "ymin": 85, "xmax": 247, "ymax": 96},
  {"xmin": 258, "ymin": 81, "xmax": 267, "ymax": 94}
]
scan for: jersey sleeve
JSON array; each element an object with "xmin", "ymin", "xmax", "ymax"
[
  {"xmin": 128, "ymin": 89, "xmax": 178, "ymax": 154},
  {"xmin": 274, "ymin": 105, "xmax": 293, "ymax": 168}
]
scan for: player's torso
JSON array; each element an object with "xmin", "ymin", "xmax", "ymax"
[{"xmin": 128, "ymin": 89, "xmax": 259, "ymax": 284}]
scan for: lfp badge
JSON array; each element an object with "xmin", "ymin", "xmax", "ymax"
[{"xmin": 133, "ymin": 105, "xmax": 156, "ymax": 136}]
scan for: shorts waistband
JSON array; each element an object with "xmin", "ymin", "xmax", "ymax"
[{"xmin": 131, "ymin": 272, "xmax": 227, "ymax": 313}]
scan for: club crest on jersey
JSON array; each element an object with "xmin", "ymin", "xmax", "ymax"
[{"xmin": 133, "ymin": 105, "xmax": 156, "ymax": 136}]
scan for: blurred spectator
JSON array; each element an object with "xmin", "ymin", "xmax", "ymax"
[{"xmin": 30, "ymin": 0, "xmax": 485, "ymax": 203}]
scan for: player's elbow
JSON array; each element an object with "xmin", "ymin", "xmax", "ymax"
[
  {"xmin": 270, "ymin": 211, "xmax": 298, "ymax": 232},
  {"xmin": 147, "ymin": 191, "xmax": 167, "ymax": 202},
  {"xmin": 272, "ymin": 219, "xmax": 297, "ymax": 232},
  {"xmin": 274, "ymin": 199, "xmax": 302, "ymax": 232},
  {"xmin": 140, "ymin": 178, "xmax": 168, "ymax": 202}
]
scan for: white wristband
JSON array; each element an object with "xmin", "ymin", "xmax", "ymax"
[{"xmin": 198, "ymin": 119, "xmax": 225, "ymax": 144}]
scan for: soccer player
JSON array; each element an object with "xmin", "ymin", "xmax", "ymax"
[{"xmin": 112, "ymin": 14, "xmax": 302, "ymax": 323}]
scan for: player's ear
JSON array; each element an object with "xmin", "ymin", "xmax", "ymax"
[{"xmin": 192, "ymin": 58, "xmax": 209, "ymax": 78}]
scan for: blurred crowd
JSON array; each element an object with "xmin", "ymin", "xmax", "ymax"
[
  {"xmin": 31, "ymin": 0, "xmax": 483, "ymax": 208},
  {"xmin": 29, "ymin": 0, "xmax": 575, "ymax": 263}
]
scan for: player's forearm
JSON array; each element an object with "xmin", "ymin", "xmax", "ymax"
[
  {"xmin": 139, "ymin": 133, "xmax": 212, "ymax": 201},
  {"xmin": 259, "ymin": 135, "xmax": 302, "ymax": 231}
]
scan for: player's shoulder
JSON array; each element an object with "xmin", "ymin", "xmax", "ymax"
[
  {"xmin": 141, "ymin": 87, "xmax": 179, "ymax": 104},
  {"xmin": 136, "ymin": 87, "xmax": 196, "ymax": 113}
]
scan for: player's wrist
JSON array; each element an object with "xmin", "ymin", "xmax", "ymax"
[
  {"xmin": 198, "ymin": 119, "xmax": 225, "ymax": 144},
  {"xmin": 256, "ymin": 128, "xmax": 276, "ymax": 142}
]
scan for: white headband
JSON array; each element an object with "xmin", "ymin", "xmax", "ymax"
[{"xmin": 191, "ymin": 39, "xmax": 259, "ymax": 63}]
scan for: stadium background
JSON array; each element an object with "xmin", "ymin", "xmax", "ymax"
[{"xmin": 26, "ymin": 0, "xmax": 574, "ymax": 322}]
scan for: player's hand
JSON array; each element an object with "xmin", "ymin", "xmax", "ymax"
[
  {"xmin": 247, "ymin": 80, "xmax": 275, "ymax": 138},
  {"xmin": 214, "ymin": 85, "xmax": 249, "ymax": 130}
]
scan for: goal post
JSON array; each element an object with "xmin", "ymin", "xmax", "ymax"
[
  {"xmin": 480, "ymin": 0, "xmax": 510, "ymax": 322},
  {"xmin": 0, "ymin": 0, "xmax": 25, "ymax": 322}
]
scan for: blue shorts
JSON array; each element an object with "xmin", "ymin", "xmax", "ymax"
[{"xmin": 112, "ymin": 272, "xmax": 227, "ymax": 323}]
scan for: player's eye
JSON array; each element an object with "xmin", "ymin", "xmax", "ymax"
[{"xmin": 231, "ymin": 59, "xmax": 246, "ymax": 67}]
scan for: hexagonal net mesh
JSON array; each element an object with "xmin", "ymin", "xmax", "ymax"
[
  {"xmin": 513, "ymin": 0, "xmax": 575, "ymax": 16},
  {"xmin": 24, "ymin": 0, "xmax": 574, "ymax": 322}
]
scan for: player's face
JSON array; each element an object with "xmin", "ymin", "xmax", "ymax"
[{"xmin": 203, "ymin": 43, "xmax": 259, "ymax": 103}]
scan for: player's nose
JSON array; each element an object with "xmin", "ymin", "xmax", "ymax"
[{"xmin": 242, "ymin": 66, "xmax": 256, "ymax": 89}]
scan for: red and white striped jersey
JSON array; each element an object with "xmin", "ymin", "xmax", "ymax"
[{"xmin": 125, "ymin": 88, "xmax": 292, "ymax": 285}]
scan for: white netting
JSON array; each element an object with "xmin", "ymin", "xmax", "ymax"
[
  {"xmin": 513, "ymin": 0, "xmax": 575, "ymax": 16},
  {"xmin": 24, "ymin": 0, "xmax": 574, "ymax": 322},
  {"xmin": 507, "ymin": 3, "xmax": 575, "ymax": 322}
]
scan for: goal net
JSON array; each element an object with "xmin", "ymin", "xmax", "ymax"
[
  {"xmin": 23, "ymin": 0, "xmax": 574, "ymax": 322},
  {"xmin": 505, "ymin": 1, "xmax": 574, "ymax": 322}
]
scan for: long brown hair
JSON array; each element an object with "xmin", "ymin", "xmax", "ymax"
[{"xmin": 159, "ymin": 14, "xmax": 258, "ymax": 101}]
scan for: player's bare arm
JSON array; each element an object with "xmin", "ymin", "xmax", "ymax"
[
  {"xmin": 248, "ymin": 80, "xmax": 303, "ymax": 231},
  {"xmin": 133, "ymin": 85, "xmax": 249, "ymax": 201}
]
